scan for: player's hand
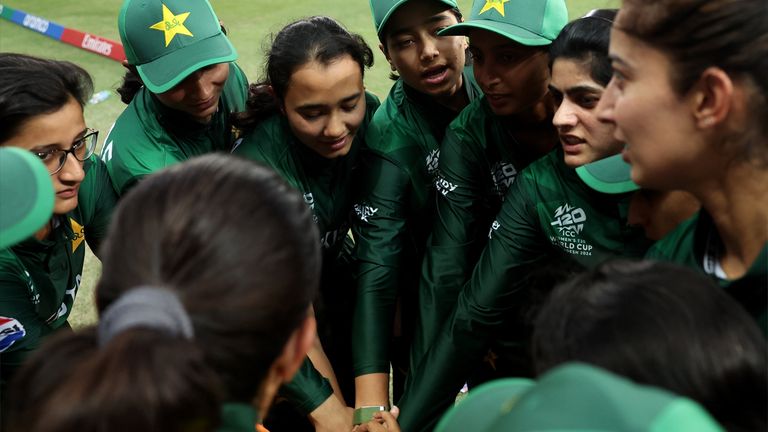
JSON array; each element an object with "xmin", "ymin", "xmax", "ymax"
[{"xmin": 355, "ymin": 406, "xmax": 400, "ymax": 432}]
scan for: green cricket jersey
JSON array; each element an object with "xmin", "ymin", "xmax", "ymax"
[
  {"xmin": 102, "ymin": 63, "xmax": 248, "ymax": 195},
  {"xmin": 413, "ymin": 96, "xmax": 553, "ymax": 368},
  {"xmin": 398, "ymin": 149, "xmax": 651, "ymax": 431},
  {"xmin": 0, "ymin": 155, "xmax": 116, "ymax": 391},
  {"xmin": 351, "ymin": 72, "xmax": 481, "ymax": 377},
  {"xmin": 217, "ymin": 403, "xmax": 259, "ymax": 432},
  {"xmin": 234, "ymin": 91, "xmax": 380, "ymax": 258},
  {"xmin": 233, "ymin": 92, "xmax": 380, "ymax": 414},
  {"xmin": 646, "ymin": 210, "xmax": 768, "ymax": 333}
]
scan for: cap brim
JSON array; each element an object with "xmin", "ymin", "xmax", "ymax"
[
  {"xmin": 434, "ymin": 378, "xmax": 534, "ymax": 432},
  {"xmin": 0, "ymin": 148, "xmax": 54, "ymax": 249},
  {"xmin": 576, "ymin": 154, "xmax": 639, "ymax": 194},
  {"xmin": 137, "ymin": 33, "xmax": 238, "ymax": 93},
  {"xmin": 438, "ymin": 20, "xmax": 554, "ymax": 46}
]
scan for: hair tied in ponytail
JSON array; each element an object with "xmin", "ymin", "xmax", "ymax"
[{"xmin": 98, "ymin": 286, "xmax": 194, "ymax": 346}]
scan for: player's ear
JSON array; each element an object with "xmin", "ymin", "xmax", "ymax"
[
  {"xmin": 379, "ymin": 43, "xmax": 396, "ymax": 72},
  {"xmin": 256, "ymin": 312, "xmax": 315, "ymax": 416},
  {"xmin": 690, "ymin": 66, "xmax": 733, "ymax": 129},
  {"xmin": 282, "ymin": 312, "xmax": 315, "ymax": 379}
]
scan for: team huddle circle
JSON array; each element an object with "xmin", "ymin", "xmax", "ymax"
[{"xmin": 0, "ymin": 0, "xmax": 765, "ymax": 431}]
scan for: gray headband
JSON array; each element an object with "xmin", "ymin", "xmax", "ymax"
[{"xmin": 98, "ymin": 286, "xmax": 194, "ymax": 346}]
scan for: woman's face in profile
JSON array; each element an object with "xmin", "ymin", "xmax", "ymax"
[
  {"xmin": 549, "ymin": 58, "xmax": 619, "ymax": 168},
  {"xmin": 597, "ymin": 25, "xmax": 705, "ymax": 192}
]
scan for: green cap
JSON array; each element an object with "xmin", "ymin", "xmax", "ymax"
[
  {"xmin": 0, "ymin": 148, "xmax": 54, "ymax": 249},
  {"xmin": 436, "ymin": 363, "xmax": 725, "ymax": 432},
  {"xmin": 439, "ymin": 0, "xmax": 568, "ymax": 46},
  {"xmin": 369, "ymin": 0, "xmax": 459, "ymax": 36},
  {"xmin": 576, "ymin": 154, "xmax": 639, "ymax": 194},
  {"xmin": 118, "ymin": 0, "xmax": 238, "ymax": 93}
]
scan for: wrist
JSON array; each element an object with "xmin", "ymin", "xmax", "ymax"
[
  {"xmin": 353, "ymin": 405, "xmax": 389, "ymax": 425},
  {"xmin": 308, "ymin": 394, "xmax": 346, "ymax": 425}
]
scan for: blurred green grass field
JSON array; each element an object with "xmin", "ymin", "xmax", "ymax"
[{"xmin": 0, "ymin": 0, "xmax": 618, "ymax": 328}]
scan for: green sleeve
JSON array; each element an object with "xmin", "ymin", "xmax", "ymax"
[
  {"xmin": 103, "ymin": 62, "xmax": 247, "ymax": 196},
  {"xmin": 278, "ymin": 357, "xmax": 334, "ymax": 415},
  {"xmin": 101, "ymin": 120, "xmax": 186, "ymax": 196},
  {"xmin": 79, "ymin": 155, "xmax": 117, "ymax": 258},
  {"xmin": 398, "ymin": 176, "xmax": 549, "ymax": 432},
  {"xmin": 412, "ymin": 125, "xmax": 485, "ymax": 368},
  {"xmin": 0, "ymin": 253, "xmax": 50, "ymax": 386},
  {"xmin": 352, "ymin": 153, "xmax": 411, "ymax": 376},
  {"xmin": 231, "ymin": 132, "xmax": 270, "ymax": 162}
]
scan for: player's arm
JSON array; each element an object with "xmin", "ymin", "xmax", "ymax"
[
  {"xmin": 306, "ymin": 306, "xmax": 345, "ymax": 401},
  {"xmin": 80, "ymin": 155, "xmax": 118, "ymax": 258},
  {"xmin": 101, "ymin": 121, "xmax": 185, "ymax": 197},
  {"xmin": 398, "ymin": 177, "xmax": 548, "ymax": 432},
  {"xmin": 278, "ymin": 357, "xmax": 335, "ymax": 413},
  {"xmin": 412, "ymin": 125, "xmax": 485, "ymax": 368},
  {"xmin": 351, "ymin": 152, "xmax": 411, "ymax": 412},
  {"xmin": 0, "ymin": 258, "xmax": 47, "ymax": 387}
]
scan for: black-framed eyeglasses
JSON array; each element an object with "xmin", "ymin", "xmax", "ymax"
[{"xmin": 33, "ymin": 129, "xmax": 99, "ymax": 175}]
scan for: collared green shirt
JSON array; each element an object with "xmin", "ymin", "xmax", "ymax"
[
  {"xmin": 102, "ymin": 63, "xmax": 248, "ymax": 195},
  {"xmin": 351, "ymin": 72, "xmax": 481, "ymax": 377},
  {"xmin": 646, "ymin": 210, "xmax": 768, "ymax": 333},
  {"xmin": 398, "ymin": 149, "xmax": 650, "ymax": 432},
  {"xmin": 0, "ymin": 155, "xmax": 116, "ymax": 391},
  {"xmin": 232, "ymin": 91, "xmax": 380, "ymax": 414},
  {"xmin": 413, "ymin": 96, "xmax": 553, "ymax": 368},
  {"xmin": 217, "ymin": 403, "xmax": 260, "ymax": 432}
]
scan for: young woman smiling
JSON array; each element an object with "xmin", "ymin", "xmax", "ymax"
[{"xmin": 232, "ymin": 16, "xmax": 380, "ymax": 432}]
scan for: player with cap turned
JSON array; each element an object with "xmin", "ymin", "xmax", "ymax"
[
  {"xmin": 397, "ymin": 10, "xmax": 657, "ymax": 431},
  {"xmin": 412, "ymin": 0, "xmax": 568, "ymax": 379},
  {"xmin": 103, "ymin": 0, "xmax": 248, "ymax": 195},
  {"xmin": 351, "ymin": 0, "xmax": 481, "ymax": 422},
  {"xmin": 0, "ymin": 53, "xmax": 117, "ymax": 424}
]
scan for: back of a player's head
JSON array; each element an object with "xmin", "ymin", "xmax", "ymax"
[
  {"xmin": 548, "ymin": 9, "xmax": 617, "ymax": 86},
  {"xmin": 0, "ymin": 53, "xmax": 93, "ymax": 144},
  {"xmin": 533, "ymin": 259, "xmax": 767, "ymax": 431},
  {"xmin": 8, "ymin": 326, "xmax": 221, "ymax": 432},
  {"xmin": 96, "ymin": 154, "xmax": 321, "ymax": 403}
]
